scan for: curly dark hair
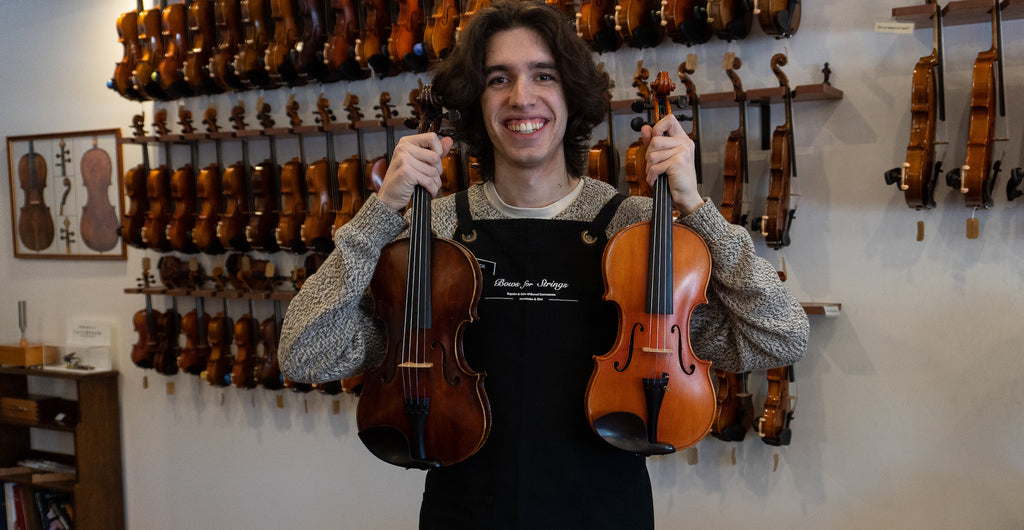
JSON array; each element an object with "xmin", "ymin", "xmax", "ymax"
[{"xmin": 430, "ymin": 0, "xmax": 612, "ymax": 181}]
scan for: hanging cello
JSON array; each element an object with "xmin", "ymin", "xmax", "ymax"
[
  {"xmin": 357, "ymin": 85, "xmax": 491, "ymax": 469},
  {"xmin": 884, "ymin": 0, "xmax": 945, "ymax": 211},
  {"xmin": 586, "ymin": 71, "xmax": 715, "ymax": 456}
]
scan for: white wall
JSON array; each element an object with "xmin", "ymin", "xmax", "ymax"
[{"xmin": 2, "ymin": 1, "xmax": 1023, "ymax": 528}]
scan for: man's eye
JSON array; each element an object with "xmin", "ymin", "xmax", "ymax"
[
  {"xmin": 487, "ymin": 76, "xmax": 508, "ymax": 85},
  {"xmin": 537, "ymin": 73, "xmax": 556, "ymax": 82}
]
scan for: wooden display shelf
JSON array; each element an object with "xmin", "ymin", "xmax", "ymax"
[
  {"xmin": 892, "ymin": 0, "xmax": 1022, "ymax": 27},
  {"xmin": 124, "ymin": 286, "xmax": 296, "ymax": 301},
  {"xmin": 119, "ymin": 115, "xmax": 408, "ymax": 144},
  {"xmin": 612, "ymin": 83, "xmax": 842, "ymax": 113}
]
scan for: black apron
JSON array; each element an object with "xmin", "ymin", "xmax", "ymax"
[{"xmin": 419, "ymin": 191, "xmax": 654, "ymax": 530}]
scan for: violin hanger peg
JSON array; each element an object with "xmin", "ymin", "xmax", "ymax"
[
  {"xmin": 917, "ymin": 221, "xmax": 925, "ymax": 242},
  {"xmin": 959, "ymin": 165, "xmax": 970, "ymax": 194}
]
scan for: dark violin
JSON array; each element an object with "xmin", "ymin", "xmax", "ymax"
[
  {"xmin": 754, "ymin": 53, "xmax": 797, "ymax": 249},
  {"xmin": 130, "ymin": 260, "xmax": 163, "ymax": 369},
  {"xmin": 677, "ymin": 55, "xmax": 703, "ymax": 185},
  {"xmin": 333, "ymin": 94, "xmax": 365, "ymax": 232},
  {"xmin": 266, "ymin": 0, "xmax": 306, "ymax": 85},
  {"xmin": 323, "ymin": 0, "xmax": 367, "ymax": 80},
  {"xmin": 756, "ymin": 365, "xmax": 795, "ymax": 446},
  {"xmin": 585, "ymin": 72, "xmax": 715, "ymax": 455},
  {"xmin": 754, "ymin": 0, "xmax": 800, "ymax": 38},
  {"xmin": 388, "ymin": 0, "xmax": 428, "ymax": 72},
  {"xmin": 455, "ymin": 0, "xmax": 489, "ymax": 41},
  {"xmin": 406, "ymin": 84, "xmax": 462, "ymax": 195},
  {"xmin": 79, "ymin": 137, "xmax": 121, "ymax": 252},
  {"xmin": 661, "ymin": 0, "xmax": 712, "ymax": 45},
  {"xmin": 183, "ymin": 0, "xmax": 222, "ymax": 95},
  {"xmin": 217, "ymin": 123, "xmax": 252, "ymax": 251},
  {"xmin": 166, "ymin": 134, "xmax": 199, "ymax": 253},
  {"xmin": 703, "ymin": 0, "xmax": 753, "ymax": 41},
  {"xmin": 613, "ymin": 0, "xmax": 662, "ymax": 48},
  {"xmin": 155, "ymin": 0, "xmax": 192, "ymax": 98},
  {"xmin": 709, "ymin": 370, "xmax": 754, "ymax": 441},
  {"xmin": 236, "ymin": 0, "xmax": 280, "ymax": 88},
  {"xmin": 153, "ymin": 297, "xmax": 183, "ymax": 375},
  {"xmin": 142, "ymin": 152, "xmax": 173, "ymax": 251},
  {"xmin": 201, "ymin": 298, "xmax": 234, "ymax": 386},
  {"xmin": 301, "ymin": 95, "xmax": 339, "ymax": 252},
  {"xmin": 358, "ymin": 85, "xmax": 491, "ymax": 469},
  {"xmin": 295, "ymin": 0, "xmax": 335, "ymax": 82},
  {"xmin": 425, "ymin": 0, "xmax": 458, "ymax": 61},
  {"xmin": 246, "ymin": 102, "xmax": 282, "ymax": 251},
  {"xmin": 17, "ymin": 140, "xmax": 55, "ymax": 252},
  {"xmin": 276, "ymin": 99, "xmax": 309, "ymax": 253},
  {"xmin": 719, "ymin": 53, "xmax": 748, "ymax": 226},
  {"xmin": 575, "ymin": 0, "xmax": 619, "ymax": 53},
  {"xmin": 885, "ymin": 0, "xmax": 944, "ymax": 210},
  {"xmin": 193, "ymin": 142, "xmax": 225, "ymax": 254},
  {"xmin": 121, "ymin": 116, "xmax": 151, "ymax": 248},
  {"xmin": 946, "ymin": 0, "xmax": 1004, "ymax": 212},
  {"xmin": 258, "ymin": 294, "xmax": 286, "ymax": 390},
  {"xmin": 211, "ymin": 0, "xmax": 247, "ymax": 91},
  {"xmin": 624, "ymin": 63, "xmax": 653, "ymax": 197},
  {"xmin": 364, "ymin": 93, "xmax": 396, "ymax": 195},
  {"xmin": 110, "ymin": 1, "xmax": 145, "ymax": 101},
  {"xmin": 231, "ymin": 297, "xmax": 261, "ymax": 389},
  {"xmin": 179, "ymin": 295, "xmax": 212, "ymax": 374},
  {"xmin": 133, "ymin": 1, "xmax": 171, "ymax": 100},
  {"xmin": 354, "ymin": 0, "xmax": 394, "ymax": 77}
]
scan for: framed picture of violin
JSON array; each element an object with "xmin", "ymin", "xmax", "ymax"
[{"xmin": 7, "ymin": 129, "xmax": 126, "ymax": 260}]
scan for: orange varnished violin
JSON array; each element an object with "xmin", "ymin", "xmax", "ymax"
[
  {"xmin": 333, "ymin": 94, "xmax": 365, "ymax": 232},
  {"xmin": 179, "ymin": 294, "xmax": 212, "ymax": 375},
  {"xmin": 131, "ymin": 259, "xmax": 163, "ymax": 369},
  {"xmin": 258, "ymin": 296, "xmax": 286, "ymax": 390},
  {"xmin": 585, "ymin": 71, "xmax": 715, "ymax": 455},
  {"xmin": 755, "ymin": 53, "xmax": 796, "ymax": 249},
  {"xmin": 358, "ymin": 85, "xmax": 491, "ymax": 469},
  {"xmin": 121, "ymin": 115, "xmax": 151, "ymax": 248},
  {"xmin": 323, "ymin": 0, "xmax": 367, "ymax": 80},
  {"xmin": 945, "ymin": 0, "xmax": 1004, "ymax": 213},
  {"xmin": 709, "ymin": 370, "xmax": 754, "ymax": 441},
  {"xmin": 389, "ymin": 0, "xmax": 428, "ymax": 72},
  {"xmin": 624, "ymin": 62, "xmax": 652, "ymax": 197},
  {"xmin": 210, "ymin": 0, "xmax": 247, "ymax": 91},
  {"xmin": 406, "ymin": 83, "xmax": 462, "ymax": 196},
  {"xmin": 16, "ymin": 140, "xmax": 55, "ymax": 252},
  {"xmin": 133, "ymin": 0, "xmax": 170, "ymax": 100},
  {"xmin": 660, "ymin": 0, "xmax": 712, "ymax": 45},
  {"xmin": 754, "ymin": 0, "xmax": 800, "ymax": 38},
  {"xmin": 885, "ymin": 0, "xmax": 944, "ymax": 210},
  {"xmin": 246, "ymin": 102, "xmax": 283, "ymax": 251},
  {"xmin": 718, "ymin": 53, "xmax": 747, "ymax": 226},
  {"xmin": 183, "ymin": 0, "xmax": 222, "ymax": 95},
  {"xmin": 425, "ymin": 0, "xmax": 458, "ymax": 61},
  {"xmin": 201, "ymin": 298, "xmax": 235, "ymax": 386},
  {"xmin": 354, "ymin": 0, "xmax": 395, "ymax": 77},
  {"xmin": 236, "ymin": 0, "xmax": 280, "ymax": 88},
  {"xmin": 141, "ymin": 147, "xmax": 173, "ymax": 250},
  {"xmin": 300, "ymin": 95, "xmax": 339, "ymax": 252},
  {"xmin": 266, "ymin": 0, "xmax": 306, "ymax": 85},
  {"xmin": 110, "ymin": 1, "xmax": 145, "ymax": 101},
  {"xmin": 575, "ymin": 0, "xmax": 619, "ymax": 53},
  {"xmin": 166, "ymin": 115, "xmax": 199, "ymax": 253},
  {"xmin": 275, "ymin": 99, "xmax": 309, "ymax": 253},
  {"xmin": 703, "ymin": 0, "xmax": 752, "ymax": 41},
  {"xmin": 756, "ymin": 366, "xmax": 796, "ymax": 446},
  {"xmin": 231, "ymin": 296, "xmax": 261, "ymax": 389},
  {"xmin": 152, "ymin": 297, "xmax": 183, "ymax": 376},
  {"xmin": 455, "ymin": 0, "xmax": 490, "ymax": 43},
  {"xmin": 155, "ymin": 0, "xmax": 192, "ymax": 98}
]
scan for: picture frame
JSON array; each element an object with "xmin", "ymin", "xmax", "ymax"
[{"xmin": 7, "ymin": 129, "xmax": 125, "ymax": 260}]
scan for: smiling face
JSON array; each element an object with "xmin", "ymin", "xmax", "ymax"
[{"xmin": 480, "ymin": 27, "xmax": 569, "ymax": 179}]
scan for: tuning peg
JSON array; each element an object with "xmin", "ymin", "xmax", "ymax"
[
  {"xmin": 630, "ymin": 100, "xmax": 646, "ymax": 113},
  {"xmin": 630, "ymin": 116, "xmax": 647, "ymax": 132}
]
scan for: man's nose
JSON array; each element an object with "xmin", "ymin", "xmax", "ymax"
[{"xmin": 508, "ymin": 78, "xmax": 533, "ymax": 107}]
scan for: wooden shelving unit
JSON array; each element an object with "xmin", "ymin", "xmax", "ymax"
[
  {"xmin": 0, "ymin": 367, "xmax": 124, "ymax": 530},
  {"xmin": 801, "ymin": 302, "xmax": 842, "ymax": 317},
  {"xmin": 892, "ymin": 0, "xmax": 1024, "ymax": 27}
]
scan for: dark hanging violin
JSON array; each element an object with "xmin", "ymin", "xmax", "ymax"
[
  {"xmin": 703, "ymin": 0, "xmax": 753, "ymax": 41},
  {"xmin": 131, "ymin": 259, "xmax": 163, "ymax": 369},
  {"xmin": 179, "ymin": 295, "xmax": 212, "ymax": 375},
  {"xmin": 946, "ymin": 0, "xmax": 1004, "ymax": 213},
  {"xmin": 259, "ymin": 288, "xmax": 286, "ymax": 390},
  {"xmin": 425, "ymin": 0, "xmax": 458, "ymax": 61},
  {"xmin": 295, "ymin": 0, "xmax": 334, "ymax": 82},
  {"xmin": 455, "ymin": 0, "xmax": 489, "ymax": 42},
  {"xmin": 718, "ymin": 53, "xmax": 747, "ymax": 226},
  {"xmin": 211, "ymin": 0, "xmax": 248, "ymax": 91},
  {"xmin": 217, "ymin": 123, "xmax": 252, "ymax": 252},
  {"xmin": 166, "ymin": 144, "xmax": 199, "ymax": 253},
  {"xmin": 585, "ymin": 72, "xmax": 715, "ymax": 456},
  {"xmin": 323, "ymin": 0, "xmax": 367, "ymax": 80},
  {"xmin": 613, "ymin": 0, "xmax": 663, "ymax": 48},
  {"xmin": 885, "ymin": 0, "xmax": 944, "ymax": 210},
  {"xmin": 354, "ymin": 0, "xmax": 394, "ymax": 77},
  {"xmin": 80, "ymin": 137, "xmax": 121, "ymax": 252},
  {"xmin": 300, "ymin": 95, "xmax": 339, "ymax": 253},
  {"xmin": 110, "ymin": 1, "xmax": 145, "ymax": 101},
  {"xmin": 755, "ymin": 53, "xmax": 797, "ymax": 249},
  {"xmin": 246, "ymin": 102, "xmax": 282, "ymax": 251},
  {"xmin": 575, "ymin": 0, "xmax": 619, "ymax": 53},
  {"xmin": 660, "ymin": 0, "xmax": 712, "ymax": 45},
  {"xmin": 756, "ymin": 365, "xmax": 796, "ymax": 446},
  {"xmin": 358, "ymin": 85, "xmax": 491, "ymax": 469},
  {"xmin": 201, "ymin": 298, "xmax": 235, "ymax": 386},
  {"xmin": 266, "ymin": 0, "xmax": 306, "ymax": 85},
  {"xmin": 152, "ymin": 297, "xmax": 183, "ymax": 375},
  {"xmin": 231, "ymin": 297, "xmax": 261, "ymax": 389},
  {"xmin": 155, "ymin": 0, "xmax": 192, "ymax": 98},
  {"xmin": 275, "ymin": 99, "xmax": 309, "ymax": 253},
  {"xmin": 121, "ymin": 116, "xmax": 151, "ymax": 248},
  {"xmin": 333, "ymin": 94, "xmax": 365, "ymax": 232},
  {"xmin": 709, "ymin": 370, "xmax": 754, "ymax": 441},
  {"xmin": 754, "ymin": 0, "xmax": 800, "ymax": 38},
  {"xmin": 17, "ymin": 140, "xmax": 55, "ymax": 252},
  {"xmin": 388, "ymin": 0, "xmax": 428, "ymax": 72},
  {"xmin": 183, "ymin": 0, "xmax": 222, "ymax": 95},
  {"xmin": 235, "ymin": 0, "xmax": 280, "ymax": 88},
  {"xmin": 142, "ymin": 155, "xmax": 173, "ymax": 251}
]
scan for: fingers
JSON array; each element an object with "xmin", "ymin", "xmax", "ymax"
[{"xmin": 378, "ymin": 132, "xmax": 449, "ymax": 210}]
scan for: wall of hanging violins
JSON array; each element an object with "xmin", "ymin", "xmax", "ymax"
[{"xmin": 3, "ymin": 0, "xmax": 1024, "ymax": 528}]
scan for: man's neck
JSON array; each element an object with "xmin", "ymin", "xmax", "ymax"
[{"xmin": 491, "ymin": 160, "xmax": 579, "ymax": 208}]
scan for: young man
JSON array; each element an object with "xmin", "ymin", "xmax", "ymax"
[{"xmin": 279, "ymin": 2, "xmax": 808, "ymax": 528}]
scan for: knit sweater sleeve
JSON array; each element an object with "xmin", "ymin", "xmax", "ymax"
[{"xmin": 278, "ymin": 194, "xmax": 406, "ymax": 382}]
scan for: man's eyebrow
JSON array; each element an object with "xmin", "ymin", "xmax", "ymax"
[{"xmin": 483, "ymin": 61, "xmax": 558, "ymax": 75}]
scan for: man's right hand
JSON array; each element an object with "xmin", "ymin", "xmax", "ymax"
[{"xmin": 377, "ymin": 133, "xmax": 455, "ymax": 212}]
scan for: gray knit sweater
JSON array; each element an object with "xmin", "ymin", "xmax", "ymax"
[{"xmin": 278, "ymin": 177, "xmax": 809, "ymax": 382}]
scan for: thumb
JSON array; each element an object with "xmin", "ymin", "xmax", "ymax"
[{"xmin": 439, "ymin": 135, "xmax": 455, "ymax": 158}]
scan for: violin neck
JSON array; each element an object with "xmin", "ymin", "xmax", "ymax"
[
  {"xmin": 647, "ymin": 176, "xmax": 673, "ymax": 315},
  {"xmin": 408, "ymin": 185, "xmax": 433, "ymax": 328}
]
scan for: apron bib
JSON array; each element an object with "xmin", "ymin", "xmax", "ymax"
[{"xmin": 419, "ymin": 192, "xmax": 654, "ymax": 530}]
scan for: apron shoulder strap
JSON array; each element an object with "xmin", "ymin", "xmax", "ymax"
[
  {"xmin": 584, "ymin": 193, "xmax": 626, "ymax": 244},
  {"xmin": 454, "ymin": 190, "xmax": 476, "ymax": 242}
]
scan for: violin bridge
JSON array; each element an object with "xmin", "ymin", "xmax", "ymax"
[
  {"xmin": 641, "ymin": 347, "xmax": 673, "ymax": 354},
  {"xmin": 397, "ymin": 361, "xmax": 434, "ymax": 369}
]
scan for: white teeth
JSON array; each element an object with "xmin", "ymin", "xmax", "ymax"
[{"xmin": 507, "ymin": 120, "xmax": 544, "ymax": 134}]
